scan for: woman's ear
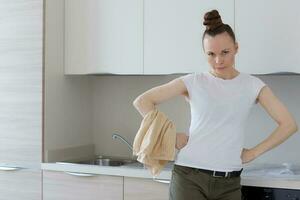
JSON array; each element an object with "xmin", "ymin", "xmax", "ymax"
[{"xmin": 235, "ymin": 42, "xmax": 239, "ymax": 53}]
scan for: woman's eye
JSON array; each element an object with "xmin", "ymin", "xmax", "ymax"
[
  {"xmin": 222, "ymin": 51, "xmax": 229, "ymax": 54},
  {"xmin": 208, "ymin": 53, "xmax": 214, "ymax": 56}
]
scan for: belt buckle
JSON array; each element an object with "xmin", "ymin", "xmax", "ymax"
[{"xmin": 212, "ymin": 171, "xmax": 229, "ymax": 178}]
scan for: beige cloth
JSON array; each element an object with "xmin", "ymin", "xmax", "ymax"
[{"xmin": 133, "ymin": 108, "xmax": 176, "ymax": 176}]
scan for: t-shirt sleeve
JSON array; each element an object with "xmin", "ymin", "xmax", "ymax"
[
  {"xmin": 251, "ymin": 76, "xmax": 266, "ymax": 104},
  {"xmin": 179, "ymin": 73, "xmax": 195, "ymax": 100}
]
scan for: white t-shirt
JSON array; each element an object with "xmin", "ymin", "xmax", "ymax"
[{"xmin": 175, "ymin": 72, "xmax": 266, "ymax": 172}]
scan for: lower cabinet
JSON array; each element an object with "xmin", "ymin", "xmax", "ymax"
[
  {"xmin": 0, "ymin": 169, "xmax": 41, "ymax": 200},
  {"xmin": 124, "ymin": 177, "xmax": 170, "ymax": 200},
  {"xmin": 43, "ymin": 171, "xmax": 123, "ymax": 200}
]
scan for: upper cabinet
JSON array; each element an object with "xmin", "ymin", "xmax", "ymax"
[
  {"xmin": 65, "ymin": 0, "xmax": 299, "ymax": 74},
  {"xmin": 64, "ymin": 0, "xmax": 234, "ymax": 75},
  {"xmin": 65, "ymin": 0, "xmax": 143, "ymax": 74},
  {"xmin": 235, "ymin": 0, "xmax": 300, "ymax": 74},
  {"xmin": 143, "ymin": 0, "xmax": 234, "ymax": 74}
]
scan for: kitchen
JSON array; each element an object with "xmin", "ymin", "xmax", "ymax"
[{"xmin": 1, "ymin": 0, "xmax": 300, "ymax": 199}]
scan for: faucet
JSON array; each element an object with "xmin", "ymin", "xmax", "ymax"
[
  {"xmin": 112, "ymin": 133, "xmax": 143, "ymax": 167},
  {"xmin": 112, "ymin": 133, "xmax": 133, "ymax": 152}
]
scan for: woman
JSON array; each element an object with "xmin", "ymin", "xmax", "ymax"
[{"xmin": 133, "ymin": 10, "xmax": 298, "ymax": 200}]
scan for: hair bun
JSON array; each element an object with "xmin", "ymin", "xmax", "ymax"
[{"xmin": 203, "ymin": 10, "xmax": 223, "ymax": 31}]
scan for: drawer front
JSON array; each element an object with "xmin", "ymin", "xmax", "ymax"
[
  {"xmin": 124, "ymin": 177, "xmax": 169, "ymax": 200},
  {"xmin": 43, "ymin": 170, "xmax": 123, "ymax": 200},
  {"xmin": 0, "ymin": 169, "xmax": 41, "ymax": 200}
]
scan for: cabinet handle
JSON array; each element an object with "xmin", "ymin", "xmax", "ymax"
[
  {"xmin": 153, "ymin": 178, "xmax": 170, "ymax": 184},
  {"xmin": 0, "ymin": 166, "xmax": 24, "ymax": 171},
  {"xmin": 64, "ymin": 171, "xmax": 98, "ymax": 177}
]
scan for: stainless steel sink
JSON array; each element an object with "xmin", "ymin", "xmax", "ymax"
[
  {"xmin": 58, "ymin": 156, "xmax": 140, "ymax": 167},
  {"xmin": 56, "ymin": 155, "xmax": 173, "ymax": 169},
  {"xmin": 77, "ymin": 157, "xmax": 138, "ymax": 167}
]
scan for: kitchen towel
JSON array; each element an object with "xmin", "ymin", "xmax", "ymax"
[{"xmin": 133, "ymin": 108, "xmax": 176, "ymax": 177}]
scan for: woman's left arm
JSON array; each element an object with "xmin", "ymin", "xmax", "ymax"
[{"xmin": 242, "ymin": 86, "xmax": 298, "ymax": 164}]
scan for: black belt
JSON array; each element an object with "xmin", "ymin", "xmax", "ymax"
[{"xmin": 196, "ymin": 168, "xmax": 243, "ymax": 178}]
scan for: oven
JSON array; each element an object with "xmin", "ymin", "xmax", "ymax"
[{"xmin": 242, "ymin": 186, "xmax": 300, "ymax": 200}]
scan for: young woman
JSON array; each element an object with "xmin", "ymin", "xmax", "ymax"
[{"xmin": 133, "ymin": 10, "xmax": 298, "ymax": 200}]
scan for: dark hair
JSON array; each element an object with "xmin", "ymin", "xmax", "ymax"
[{"xmin": 202, "ymin": 10, "xmax": 236, "ymax": 43}]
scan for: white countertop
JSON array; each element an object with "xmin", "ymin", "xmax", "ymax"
[
  {"xmin": 42, "ymin": 162, "xmax": 172, "ymax": 180},
  {"xmin": 42, "ymin": 162, "xmax": 300, "ymax": 190}
]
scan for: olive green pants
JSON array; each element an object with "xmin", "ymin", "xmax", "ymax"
[{"xmin": 169, "ymin": 165, "xmax": 242, "ymax": 200}]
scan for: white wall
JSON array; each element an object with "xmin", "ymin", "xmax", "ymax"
[
  {"xmin": 91, "ymin": 74, "xmax": 300, "ymax": 165},
  {"xmin": 44, "ymin": 0, "xmax": 93, "ymax": 159},
  {"xmin": 91, "ymin": 75, "xmax": 190, "ymax": 158}
]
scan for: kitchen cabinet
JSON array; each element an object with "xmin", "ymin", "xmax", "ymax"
[
  {"xmin": 235, "ymin": 0, "xmax": 300, "ymax": 74},
  {"xmin": 64, "ymin": 0, "xmax": 235, "ymax": 75},
  {"xmin": 65, "ymin": 0, "xmax": 300, "ymax": 75},
  {"xmin": 0, "ymin": 0, "xmax": 43, "ymax": 198},
  {"xmin": 124, "ymin": 177, "xmax": 170, "ymax": 200},
  {"xmin": 43, "ymin": 170, "xmax": 123, "ymax": 200},
  {"xmin": 64, "ymin": 0, "xmax": 143, "ymax": 74},
  {"xmin": 0, "ymin": 0, "xmax": 43, "ymax": 168},
  {"xmin": 0, "ymin": 169, "xmax": 41, "ymax": 200},
  {"xmin": 143, "ymin": 0, "xmax": 234, "ymax": 74}
]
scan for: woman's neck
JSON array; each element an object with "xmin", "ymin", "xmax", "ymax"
[{"xmin": 210, "ymin": 68, "xmax": 240, "ymax": 80}]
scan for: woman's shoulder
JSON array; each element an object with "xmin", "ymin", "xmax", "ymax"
[
  {"xmin": 240, "ymin": 73, "xmax": 264, "ymax": 83},
  {"xmin": 178, "ymin": 73, "xmax": 207, "ymax": 93},
  {"xmin": 179, "ymin": 72, "xmax": 207, "ymax": 82}
]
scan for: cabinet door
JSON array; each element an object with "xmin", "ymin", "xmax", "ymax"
[
  {"xmin": 0, "ymin": 0, "xmax": 43, "ymax": 168},
  {"xmin": 144, "ymin": 0, "xmax": 234, "ymax": 74},
  {"xmin": 235, "ymin": 0, "xmax": 300, "ymax": 74},
  {"xmin": 65, "ymin": 0, "xmax": 143, "ymax": 74},
  {"xmin": 43, "ymin": 170, "xmax": 123, "ymax": 200},
  {"xmin": 124, "ymin": 177, "xmax": 170, "ymax": 200},
  {"xmin": 0, "ymin": 169, "xmax": 41, "ymax": 200}
]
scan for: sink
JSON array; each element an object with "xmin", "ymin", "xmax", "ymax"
[
  {"xmin": 56, "ymin": 155, "xmax": 174, "ymax": 169},
  {"xmin": 57, "ymin": 156, "xmax": 139, "ymax": 167},
  {"xmin": 78, "ymin": 158, "xmax": 137, "ymax": 167}
]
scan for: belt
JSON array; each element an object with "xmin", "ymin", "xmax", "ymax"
[{"xmin": 196, "ymin": 168, "xmax": 243, "ymax": 178}]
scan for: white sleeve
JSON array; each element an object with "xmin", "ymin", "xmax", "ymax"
[
  {"xmin": 251, "ymin": 76, "xmax": 266, "ymax": 104},
  {"xmin": 179, "ymin": 73, "xmax": 195, "ymax": 100}
]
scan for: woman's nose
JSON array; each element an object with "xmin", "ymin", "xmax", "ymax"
[{"xmin": 215, "ymin": 56, "xmax": 223, "ymax": 64}]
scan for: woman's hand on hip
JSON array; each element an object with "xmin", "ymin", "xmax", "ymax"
[
  {"xmin": 241, "ymin": 148, "xmax": 257, "ymax": 164},
  {"xmin": 176, "ymin": 133, "xmax": 189, "ymax": 150}
]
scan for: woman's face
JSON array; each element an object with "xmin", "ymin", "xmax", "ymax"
[{"xmin": 203, "ymin": 32, "xmax": 238, "ymax": 75}]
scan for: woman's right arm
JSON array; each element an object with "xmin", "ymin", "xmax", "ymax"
[{"xmin": 133, "ymin": 78, "xmax": 188, "ymax": 118}]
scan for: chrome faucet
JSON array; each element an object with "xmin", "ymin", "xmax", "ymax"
[{"xmin": 112, "ymin": 133, "xmax": 133, "ymax": 152}]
